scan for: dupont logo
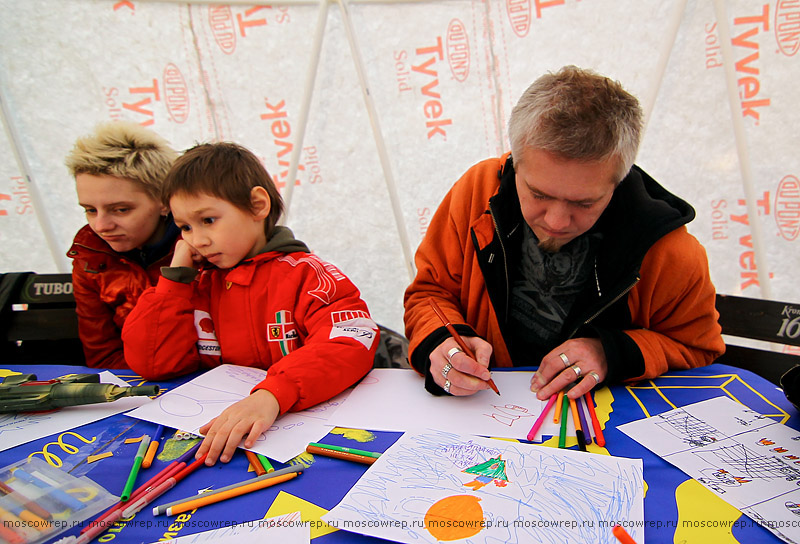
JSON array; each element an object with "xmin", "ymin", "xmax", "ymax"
[
  {"xmin": 209, "ymin": 6, "xmax": 236, "ymax": 55},
  {"xmin": 775, "ymin": 174, "xmax": 800, "ymax": 241},
  {"xmin": 775, "ymin": 0, "xmax": 800, "ymax": 56},
  {"xmin": 163, "ymin": 64, "xmax": 189, "ymax": 124},
  {"xmin": 506, "ymin": 0, "xmax": 531, "ymax": 38},
  {"xmin": 446, "ymin": 19, "xmax": 470, "ymax": 82}
]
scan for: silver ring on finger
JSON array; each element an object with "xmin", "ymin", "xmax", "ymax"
[
  {"xmin": 447, "ymin": 347, "xmax": 463, "ymax": 360},
  {"xmin": 559, "ymin": 352, "xmax": 570, "ymax": 368},
  {"xmin": 588, "ymin": 371, "xmax": 600, "ymax": 385},
  {"xmin": 442, "ymin": 362, "xmax": 453, "ymax": 379},
  {"xmin": 572, "ymin": 365, "xmax": 582, "ymax": 378},
  {"xmin": 444, "ymin": 379, "xmax": 452, "ymax": 394}
]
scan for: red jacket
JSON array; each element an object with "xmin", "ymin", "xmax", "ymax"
[
  {"xmin": 67, "ymin": 225, "xmax": 178, "ymax": 369},
  {"xmin": 121, "ymin": 248, "xmax": 379, "ymax": 414}
]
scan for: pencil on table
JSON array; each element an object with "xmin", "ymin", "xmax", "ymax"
[
  {"xmin": 165, "ymin": 472, "xmax": 299, "ymax": 516},
  {"xmin": 306, "ymin": 444, "xmax": 379, "ymax": 465},
  {"xmin": 427, "ymin": 297, "xmax": 500, "ymax": 395},
  {"xmin": 152, "ymin": 465, "xmax": 301, "ymax": 516},
  {"xmin": 308, "ymin": 443, "xmax": 382, "ymax": 458}
]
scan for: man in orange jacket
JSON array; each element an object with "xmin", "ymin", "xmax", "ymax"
[{"xmin": 403, "ymin": 65, "xmax": 724, "ymax": 402}]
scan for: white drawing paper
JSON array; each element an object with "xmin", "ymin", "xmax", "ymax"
[
  {"xmin": 323, "ymin": 428, "xmax": 644, "ymax": 543},
  {"xmin": 618, "ymin": 396, "xmax": 800, "ymax": 544},
  {"xmin": 151, "ymin": 511, "xmax": 308, "ymax": 544},
  {"xmin": 328, "ymin": 368, "xmax": 567, "ymax": 441},
  {"xmin": 0, "ymin": 371, "xmax": 154, "ymax": 453},
  {"xmin": 126, "ymin": 365, "xmax": 349, "ymax": 463}
]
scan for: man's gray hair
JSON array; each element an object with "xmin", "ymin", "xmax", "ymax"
[{"xmin": 508, "ymin": 65, "xmax": 643, "ymax": 182}]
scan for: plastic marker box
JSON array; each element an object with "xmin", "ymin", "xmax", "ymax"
[{"xmin": 0, "ymin": 457, "xmax": 117, "ymax": 544}]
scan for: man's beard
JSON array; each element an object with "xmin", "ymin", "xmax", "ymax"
[{"xmin": 538, "ymin": 236, "xmax": 562, "ymax": 253}]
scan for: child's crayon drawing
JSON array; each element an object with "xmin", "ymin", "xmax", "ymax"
[
  {"xmin": 323, "ymin": 428, "xmax": 644, "ymax": 543},
  {"xmin": 619, "ymin": 396, "xmax": 800, "ymax": 544}
]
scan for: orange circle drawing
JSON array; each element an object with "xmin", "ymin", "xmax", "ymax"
[{"xmin": 424, "ymin": 494, "xmax": 484, "ymax": 541}]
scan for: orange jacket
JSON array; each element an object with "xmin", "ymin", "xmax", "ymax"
[
  {"xmin": 67, "ymin": 224, "xmax": 179, "ymax": 369},
  {"xmin": 404, "ymin": 154, "xmax": 724, "ymax": 391}
]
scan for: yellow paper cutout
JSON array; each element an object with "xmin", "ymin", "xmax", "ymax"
[
  {"xmin": 87, "ymin": 452, "xmax": 113, "ymax": 463},
  {"xmin": 0, "ymin": 369, "xmax": 21, "ymax": 378},
  {"xmin": 329, "ymin": 428, "xmax": 376, "ymax": 443},
  {"xmin": 265, "ymin": 490, "xmax": 337, "ymax": 539},
  {"xmin": 674, "ymin": 478, "xmax": 742, "ymax": 543}
]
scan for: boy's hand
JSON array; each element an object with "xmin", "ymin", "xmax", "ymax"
[
  {"xmin": 196, "ymin": 389, "xmax": 280, "ymax": 465},
  {"xmin": 170, "ymin": 239, "xmax": 204, "ymax": 268}
]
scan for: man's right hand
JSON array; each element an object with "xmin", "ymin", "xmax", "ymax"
[{"xmin": 430, "ymin": 337, "xmax": 494, "ymax": 395}]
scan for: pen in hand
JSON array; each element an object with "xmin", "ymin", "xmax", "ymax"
[{"xmin": 428, "ymin": 298, "xmax": 500, "ymax": 395}]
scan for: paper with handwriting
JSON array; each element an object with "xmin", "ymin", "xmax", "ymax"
[
  {"xmin": 323, "ymin": 428, "xmax": 644, "ymax": 543},
  {"xmin": 327, "ymin": 368, "xmax": 558, "ymax": 440},
  {"xmin": 618, "ymin": 396, "xmax": 800, "ymax": 544},
  {"xmin": 126, "ymin": 364, "xmax": 349, "ymax": 463}
]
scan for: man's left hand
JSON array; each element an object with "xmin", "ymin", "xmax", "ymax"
[{"xmin": 530, "ymin": 338, "xmax": 607, "ymax": 400}]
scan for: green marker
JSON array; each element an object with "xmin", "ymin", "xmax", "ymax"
[
  {"xmin": 308, "ymin": 442, "xmax": 381, "ymax": 458},
  {"xmin": 256, "ymin": 453, "xmax": 274, "ymax": 474},
  {"xmin": 558, "ymin": 394, "xmax": 569, "ymax": 449},
  {"xmin": 121, "ymin": 436, "xmax": 151, "ymax": 501}
]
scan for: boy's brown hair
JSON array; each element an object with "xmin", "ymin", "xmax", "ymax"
[{"xmin": 164, "ymin": 142, "xmax": 284, "ymax": 239}]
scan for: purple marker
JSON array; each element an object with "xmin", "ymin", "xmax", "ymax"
[{"xmin": 577, "ymin": 396, "xmax": 592, "ymax": 446}]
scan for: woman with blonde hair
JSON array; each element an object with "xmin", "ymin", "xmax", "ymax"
[{"xmin": 65, "ymin": 121, "xmax": 179, "ymax": 368}]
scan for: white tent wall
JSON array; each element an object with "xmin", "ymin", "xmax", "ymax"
[{"xmin": 1, "ymin": 0, "xmax": 798, "ymax": 340}]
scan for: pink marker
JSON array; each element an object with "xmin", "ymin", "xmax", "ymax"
[{"xmin": 526, "ymin": 393, "xmax": 558, "ymax": 442}]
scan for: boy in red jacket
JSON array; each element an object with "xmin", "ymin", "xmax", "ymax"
[{"xmin": 122, "ymin": 142, "xmax": 378, "ymax": 465}]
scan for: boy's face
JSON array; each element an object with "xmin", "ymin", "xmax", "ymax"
[
  {"xmin": 76, "ymin": 173, "xmax": 166, "ymax": 253},
  {"xmin": 170, "ymin": 191, "xmax": 267, "ymax": 269}
]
